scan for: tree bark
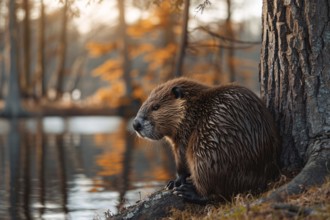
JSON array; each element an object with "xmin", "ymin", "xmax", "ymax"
[
  {"xmin": 174, "ymin": 0, "xmax": 190, "ymax": 77},
  {"xmin": 2, "ymin": 0, "xmax": 25, "ymax": 117},
  {"xmin": 260, "ymin": 0, "xmax": 330, "ymax": 200}
]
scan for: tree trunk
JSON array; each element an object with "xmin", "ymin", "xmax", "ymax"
[
  {"xmin": 174, "ymin": 0, "xmax": 190, "ymax": 77},
  {"xmin": 66, "ymin": 55, "xmax": 85, "ymax": 94},
  {"xmin": 225, "ymin": 0, "xmax": 236, "ymax": 82},
  {"xmin": 260, "ymin": 0, "xmax": 330, "ymax": 200},
  {"xmin": 117, "ymin": 0, "xmax": 133, "ymax": 96},
  {"xmin": 213, "ymin": 29, "xmax": 223, "ymax": 85},
  {"xmin": 22, "ymin": 0, "xmax": 31, "ymax": 96},
  {"xmin": 53, "ymin": 0, "xmax": 68, "ymax": 99},
  {"xmin": 160, "ymin": 3, "xmax": 176, "ymax": 81},
  {"xmin": 0, "ymin": 0, "xmax": 4, "ymax": 98},
  {"xmin": 35, "ymin": 0, "xmax": 46, "ymax": 99},
  {"xmin": 2, "ymin": 0, "xmax": 25, "ymax": 117},
  {"xmin": 0, "ymin": 54, "xmax": 4, "ymax": 98}
]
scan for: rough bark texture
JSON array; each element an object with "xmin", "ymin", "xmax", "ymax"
[{"xmin": 260, "ymin": 0, "xmax": 330, "ymax": 199}]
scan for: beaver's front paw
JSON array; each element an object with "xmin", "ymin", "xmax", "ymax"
[
  {"xmin": 173, "ymin": 183, "xmax": 208, "ymax": 205},
  {"xmin": 164, "ymin": 174, "xmax": 189, "ymax": 190}
]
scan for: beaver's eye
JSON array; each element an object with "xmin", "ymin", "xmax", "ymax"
[{"xmin": 152, "ymin": 104, "xmax": 160, "ymax": 111}]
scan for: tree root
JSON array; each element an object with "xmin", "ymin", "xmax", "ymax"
[
  {"xmin": 272, "ymin": 203, "xmax": 314, "ymax": 217},
  {"xmin": 266, "ymin": 139, "xmax": 330, "ymax": 202}
]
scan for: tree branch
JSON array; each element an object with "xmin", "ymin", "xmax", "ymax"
[
  {"xmin": 188, "ymin": 42, "xmax": 258, "ymax": 50},
  {"xmin": 196, "ymin": 26, "xmax": 261, "ymax": 45}
]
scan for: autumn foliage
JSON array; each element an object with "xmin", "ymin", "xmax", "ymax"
[{"xmin": 86, "ymin": 1, "xmax": 260, "ymax": 108}]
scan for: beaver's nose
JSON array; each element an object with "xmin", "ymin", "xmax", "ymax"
[{"xmin": 133, "ymin": 118, "xmax": 143, "ymax": 132}]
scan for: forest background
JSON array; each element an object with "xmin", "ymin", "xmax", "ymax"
[{"xmin": 0, "ymin": 0, "xmax": 262, "ymax": 116}]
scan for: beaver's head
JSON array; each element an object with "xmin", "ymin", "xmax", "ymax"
[{"xmin": 133, "ymin": 81, "xmax": 187, "ymax": 140}]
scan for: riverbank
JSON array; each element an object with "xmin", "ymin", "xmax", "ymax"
[
  {"xmin": 109, "ymin": 177, "xmax": 330, "ymax": 219},
  {"xmin": 169, "ymin": 179, "xmax": 330, "ymax": 219},
  {"xmin": 0, "ymin": 99, "xmax": 140, "ymax": 117}
]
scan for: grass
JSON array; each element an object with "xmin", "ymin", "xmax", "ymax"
[{"xmin": 169, "ymin": 178, "xmax": 330, "ymax": 220}]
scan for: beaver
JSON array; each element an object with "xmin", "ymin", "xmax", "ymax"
[{"xmin": 133, "ymin": 77, "xmax": 280, "ymax": 204}]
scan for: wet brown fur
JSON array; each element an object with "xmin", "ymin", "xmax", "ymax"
[{"xmin": 136, "ymin": 77, "xmax": 281, "ymax": 200}]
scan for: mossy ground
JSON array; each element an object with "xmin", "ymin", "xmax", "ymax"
[{"xmin": 169, "ymin": 178, "xmax": 330, "ymax": 220}]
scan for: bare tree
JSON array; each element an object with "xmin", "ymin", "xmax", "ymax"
[
  {"xmin": 53, "ymin": 0, "xmax": 68, "ymax": 99},
  {"xmin": 0, "ymin": 0, "xmax": 4, "ymax": 98},
  {"xmin": 66, "ymin": 55, "xmax": 85, "ymax": 94},
  {"xmin": 213, "ymin": 44, "xmax": 223, "ymax": 85},
  {"xmin": 174, "ymin": 0, "xmax": 190, "ymax": 77},
  {"xmin": 117, "ymin": 0, "xmax": 133, "ymax": 96},
  {"xmin": 2, "ymin": 0, "xmax": 25, "ymax": 117},
  {"xmin": 260, "ymin": 0, "xmax": 330, "ymax": 201},
  {"xmin": 225, "ymin": 0, "xmax": 235, "ymax": 82},
  {"xmin": 35, "ymin": 0, "xmax": 46, "ymax": 99},
  {"xmin": 0, "ymin": 54, "xmax": 4, "ymax": 98},
  {"xmin": 160, "ymin": 4, "xmax": 177, "ymax": 81},
  {"xmin": 22, "ymin": 0, "xmax": 31, "ymax": 96}
]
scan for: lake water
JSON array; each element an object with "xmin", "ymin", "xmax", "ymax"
[{"xmin": 0, "ymin": 116, "xmax": 176, "ymax": 220}]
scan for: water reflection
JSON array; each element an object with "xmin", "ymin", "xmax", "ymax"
[{"xmin": 0, "ymin": 117, "xmax": 175, "ymax": 220}]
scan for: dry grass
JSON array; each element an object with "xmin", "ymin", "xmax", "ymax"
[{"xmin": 168, "ymin": 179, "xmax": 330, "ymax": 220}]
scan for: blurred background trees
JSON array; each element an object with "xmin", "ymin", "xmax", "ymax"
[
  {"xmin": 0, "ymin": 1, "xmax": 266, "ymax": 217},
  {"xmin": 0, "ymin": 0, "xmax": 262, "ymax": 116}
]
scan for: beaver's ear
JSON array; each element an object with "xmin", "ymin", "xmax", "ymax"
[{"xmin": 171, "ymin": 86, "xmax": 183, "ymax": 99}]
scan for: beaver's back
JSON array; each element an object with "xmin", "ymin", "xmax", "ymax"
[{"xmin": 186, "ymin": 85, "xmax": 280, "ymax": 198}]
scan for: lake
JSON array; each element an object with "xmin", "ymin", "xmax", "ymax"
[{"xmin": 0, "ymin": 116, "xmax": 176, "ymax": 220}]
